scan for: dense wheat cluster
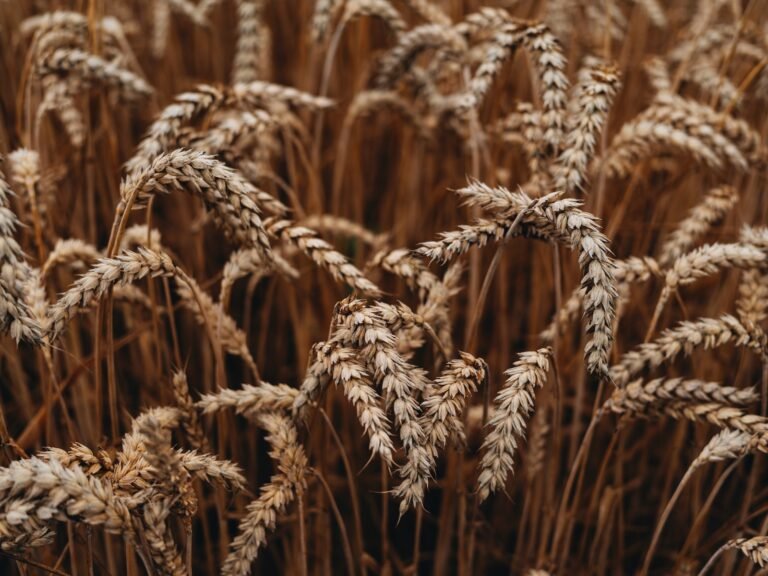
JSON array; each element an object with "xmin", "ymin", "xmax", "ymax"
[{"xmin": 1, "ymin": 0, "xmax": 768, "ymax": 574}]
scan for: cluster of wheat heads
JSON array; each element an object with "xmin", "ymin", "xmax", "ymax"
[{"xmin": 1, "ymin": 0, "xmax": 768, "ymax": 574}]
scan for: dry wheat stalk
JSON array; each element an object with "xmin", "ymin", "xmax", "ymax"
[
  {"xmin": 175, "ymin": 275, "xmax": 260, "ymax": 378},
  {"xmin": 301, "ymin": 214, "xmax": 387, "ymax": 247},
  {"xmin": 221, "ymin": 413, "xmax": 307, "ymax": 576},
  {"xmin": 477, "ymin": 347, "xmax": 552, "ymax": 502},
  {"xmin": 541, "ymin": 255, "xmax": 659, "ymax": 343},
  {"xmin": 658, "ymin": 186, "xmax": 739, "ymax": 267},
  {"xmin": 737, "ymin": 268, "xmax": 768, "ymax": 328},
  {"xmin": 610, "ymin": 315, "xmax": 767, "ymax": 387},
  {"xmin": 232, "ymin": 81, "xmax": 335, "ymax": 111}
]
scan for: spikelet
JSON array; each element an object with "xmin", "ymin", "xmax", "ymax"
[
  {"xmin": 232, "ymin": 0, "xmax": 268, "ymax": 84},
  {"xmin": 267, "ymin": 219, "xmax": 381, "ymax": 295},
  {"xmin": 48, "ymin": 248, "xmax": 176, "ymax": 339},
  {"xmin": 172, "ymin": 371, "xmax": 207, "ymax": 450},
  {"xmin": 476, "ymin": 348, "xmax": 552, "ymax": 502},
  {"xmin": 610, "ymin": 315, "xmax": 767, "ymax": 387},
  {"xmin": 726, "ymin": 536, "xmax": 768, "ymax": 568},
  {"xmin": 422, "ymin": 352, "xmax": 487, "ymax": 455},
  {"xmin": 198, "ymin": 382, "xmax": 299, "ymax": 418},
  {"xmin": 403, "ymin": 0, "xmax": 451, "ymax": 26},
  {"xmin": 119, "ymin": 149, "xmax": 272, "ymax": 258},
  {"xmin": 555, "ymin": 62, "xmax": 621, "ymax": 193},
  {"xmin": 420, "ymin": 183, "xmax": 617, "ymax": 377},
  {"xmin": 658, "ymin": 186, "xmax": 738, "ymax": 266},
  {"xmin": 37, "ymin": 48, "xmax": 152, "ymax": 101},
  {"xmin": 221, "ymin": 414, "xmax": 307, "ymax": 576},
  {"xmin": 42, "ymin": 238, "xmax": 101, "ymax": 278},
  {"xmin": 342, "ymin": 0, "xmax": 407, "ymax": 37}
]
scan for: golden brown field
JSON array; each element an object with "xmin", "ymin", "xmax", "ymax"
[{"xmin": 0, "ymin": 0, "xmax": 767, "ymax": 574}]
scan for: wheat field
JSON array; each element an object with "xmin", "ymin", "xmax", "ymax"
[{"xmin": 0, "ymin": 0, "xmax": 767, "ymax": 574}]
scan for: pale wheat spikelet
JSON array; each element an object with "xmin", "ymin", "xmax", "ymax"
[
  {"xmin": 520, "ymin": 23, "xmax": 569, "ymax": 151},
  {"xmin": 737, "ymin": 268, "xmax": 768, "ymax": 328},
  {"xmin": 267, "ymin": 219, "xmax": 381, "ymax": 295},
  {"xmin": 38, "ymin": 77, "xmax": 86, "ymax": 147},
  {"xmin": 420, "ymin": 186, "xmax": 617, "ymax": 377},
  {"xmin": 141, "ymin": 500, "xmax": 186, "ymax": 576},
  {"xmin": 125, "ymin": 85, "xmax": 227, "ymax": 174},
  {"xmin": 494, "ymin": 102, "xmax": 545, "ymax": 173},
  {"xmin": 609, "ymin": 315, "xmax": 767, "ymax": 387},
  {"xmin": 151, "ymin": 0, "xmax": 172, "ymax": 58},
  {"xmin": 0, "ymin": 457, "xmax": 134, "ymax": 546},
  {"xmin": 660, "ymin": 243, "xmax": 767, "ymax": 307},
  {"xmin": 541, "ymin": 256, "xmax": 660, "ymax": 343},
  {"xmin": 120, "ymin": 224, "xmax": 164, "ymax": 251},
  {"xmin": 342, "ymin": 0, "xmax": 407, "ymax": 36},
  {"xmin": 119, "ymin": 149, "xmax": 272, "ymax": 257},
  {"xmin": 233, "ymin": 0, "xmax": 268, "ymax": 84},
  {"xmin": 477, "ymin": 347, "xmax": 552, "ymax": 502},
  {"xmin": 403, "ymin": 0, "xmax": 451, "ymax": 25},
  {"xmin": 343, "ymin": 90, "xmax": 431, "ymax": 139},
  {"xmin": 37, "ymin": 48, "xmax": 152, "ymax": 101},
  {"xmin": 555, "ymin": 63, "xmax": 621, "ymax": 193},
  {"xmin": 198, "ymin": 382, "xmax": 299, "ymax": 418},
  {"xmin": 311, "ymin": 0, "xmax": 342, "ymax": 42},
  {"xmin": 8, "ymin": 149, "xmax": 46, "ymax": 259},
  {"xmin": 694, "ymin": 429, "xmax": 754, "ymax": 467},
  {"xmin": 374, "ymin": 24, "xmax": 466, "ymax": 89},
  {"xmin": 0, "ymin": 165, "xmax": 42, "ymax": 343},
  {"xmin": 48, "ymin": 248, "xmax": 176, "ymax": 339},
  {"xmin": 422, "ymin": 352, "xmax": 487, "ymax": 455},
  {"xmin": 369, "ymin": 247, "xmax": 441, "ymax": 298},
  {"xmin": 607, "ymin": 378, "xmax": 759, "ymax": 412},
  {"xmin": 332, "ymin": 298, "xmax": 432, "ymax": 513},
  {"xmin": 607, "ymin": 383, "xmax": 768, "ymax": 443},
  {"xmin": 176, "ymin": 451, "xmax": 247, "ymax": 491},
  {"xmin": 308, "ymin": 340, "xmax": 395, "ymax": 464},
  {"xmin": 41, "ymin": 238, "xmax": 101, "ymax": 278},
  {"xmin": 172, "ymin": 371, "xmax": 207, "ymax": 450},
  {"xmin": 658, "ymin": 186, "xmax": 738, "ymax": 267},
  {"xmin": 645, "ymin": 57, "xmax": 672, "ymax": 95},
  {"xmin": 220, "ymin": 248, "xmax": 298, "ymax": 305},
  {"xmin": 175, "ymin": 276, "xmax": 260, "ymax": 377},
  {"xmin": 301, "ymin": 214, "xmax": 387, "ymax": 247},
  {"xmin": 605, "ymin": 98, "xmax": 762, "ymax": 177},
  {"xmin": 525, "ymin": 407, "xmax": 549, "ymax": 482},
  {"xmin": 465, "ymin": 22, "xmax": 526, "ymax": 108},
  {"xmin": 221, "ymin": 414, "xmax": 307, "ymax": 576},
  {"xmin": 232, "ymin": 81, "xmax": 335, "ymax": 111},
  {"xmin": 725, "ymin": 536, "xmax": 768, "ymax": 568}
]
